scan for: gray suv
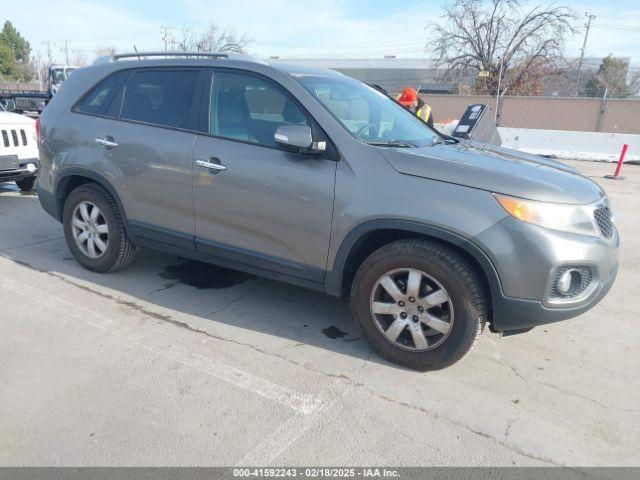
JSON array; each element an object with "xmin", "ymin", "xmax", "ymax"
[{"xmin": 37, "ymin": 52, "xmax": 619, "ymax": 370}]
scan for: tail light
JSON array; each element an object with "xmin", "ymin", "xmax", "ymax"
[{"xmin": 35, "ymin": 116, "xmax": 40, "ymax": 147}]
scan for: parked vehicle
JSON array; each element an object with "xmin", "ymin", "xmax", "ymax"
[
  {"xmin": 0, "ymin": 102, "xmax": 39, "ymax": 191},
  {"xmin": 0, "ymin": 64, "xmax": 78, "ymax": 114},
  {"xmin": 37, "ymin": 52, "xmax": 619, "ymax": 370}
]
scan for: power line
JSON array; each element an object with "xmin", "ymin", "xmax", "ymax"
[{"xmin": 591, "ymin": 25, "xmax": 640, "ymax": 32}]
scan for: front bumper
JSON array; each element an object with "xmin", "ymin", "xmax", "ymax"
[
  {"xmin": 0, "ymin": 158, "xmax": 39, "ymax": 182},
  {"xmin": 474, "ymin": 216, "xmax": 619, "ymax": 332}
]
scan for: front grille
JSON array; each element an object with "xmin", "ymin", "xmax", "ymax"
[
  {"xmin": 594, "ymin": 206, "xmax": 613, "ymax": 239},
  {"xmin": 20, "ymin": 129, "xmax": 27, "ymax": 146},
  {"xmin": 1, "ymin": 130, "xmax": 8, "ymax": 147},
  {"xmin": 11, "ymin": 129, "xmax": 18, "ymax": 146},
  {"xmin": 550, "ymin": 266, "xmax": 593, "ymax": 300}
]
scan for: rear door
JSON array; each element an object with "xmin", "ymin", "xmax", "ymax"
[
  {"xmin": 90, "ymin": 68, "xmax": 205, "ymax": 248},
  {"xmin": 191, "ymin": 69, "xmax": 337, "ymax": 283}
]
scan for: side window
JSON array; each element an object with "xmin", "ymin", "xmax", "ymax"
[
  {"xmin": 210, "ymin": 71, "xmax": 309, "ymax": 148},
  {"xmin": 120, "ymin": 69, "xmax": 199, "ymax": 129},
  {"xmin": 75, "ymin": 70, "xmax": 129, "ymax": 116}
]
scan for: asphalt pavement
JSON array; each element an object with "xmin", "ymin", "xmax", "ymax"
[{"xmin": 0, "ymin": 160, "xmax": 638, "ymax": 466}]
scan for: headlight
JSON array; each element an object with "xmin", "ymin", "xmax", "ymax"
[{"xmin": 493, "ymin": 193, "xmax": 599, "ymax": 237}]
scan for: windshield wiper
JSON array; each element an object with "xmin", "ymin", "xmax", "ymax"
[
  {"xmin": 427, "ymin": 137, "xmax": 457, "ymax": 147},
  {"xmin": 366, "ymin": 140, "xmax": 417, "ymax": 148}
]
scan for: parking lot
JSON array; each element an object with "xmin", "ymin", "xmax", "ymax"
[{"xmin": 0, "ymin": 159, "xmax": 638, "ymax": 467}]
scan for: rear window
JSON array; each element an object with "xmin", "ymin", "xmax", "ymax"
[
  {"xmin": 75, "ymin": 70, "xmax": 130, "ymax": 116},
  {"xmin": 120, "ymin": 69, "xmax": 199, "ymax": 130}
]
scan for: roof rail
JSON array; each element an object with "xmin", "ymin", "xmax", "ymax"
[{"xmin": 111, "ymin": 51, "xmax": 229, "ymax": 61}]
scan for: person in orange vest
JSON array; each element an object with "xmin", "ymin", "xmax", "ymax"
[{"xmin": 396, "ymin": 87, "xmax": 434, "ymax": 127}]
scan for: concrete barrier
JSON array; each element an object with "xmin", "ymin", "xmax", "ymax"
[{"xmin": 498, "ymin": 128, "xmax": 640, "ymax": 162}]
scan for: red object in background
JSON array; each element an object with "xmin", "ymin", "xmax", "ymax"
[
  {"xmin": 606, "ymin": 144, "xmax": 629, "ymax": 180},
  {"xmin": 397, "ymin": 87, "xmax": 419, "ymax": 107},
  {"xmin": 35, "ymin": 116, "xmax": 40, "ymax": 146},
  {"xmin": 613, "ymin": 144, "xmax": 628, "ymax": 177}
]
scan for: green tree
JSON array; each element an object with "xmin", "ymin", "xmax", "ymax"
[
  {"xmin": 0, "ymin": 20, "xmax": 32, "ymax": 81},
  {"xmin": 0, "ymin": 42, "xmax": 13, "ymax": 78},
  {"xmin": 584, "ymin": 55, "xmax": 633, "ymax": 98}
]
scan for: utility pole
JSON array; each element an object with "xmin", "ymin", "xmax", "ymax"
[
  {"xmin": 575, "ymin": 13, "xmax": 596, "ymax": 95},
  {"xmin": 43, "ymin": 41, "xmax": 52, "ymax": 65},
  {"xmin": 37, "ymin": 53, "xmax": 43, "ymax": 91},
  {"xmin": 495, "ymin": 55, "xmax": 505, "ymax": 124},
  {"xmin": 161, "ymin": 26, "xmax": 171, "ymax": 51},
  {"xmin": 64, "ymin": 40, "xmax": 69, "ymax": 65}
]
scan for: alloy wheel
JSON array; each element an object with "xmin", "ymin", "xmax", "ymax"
[
  {"xmin": 369, "ymin": 268, "xmax": 454, "ymax": 351},
  {"xmin": 71, "ymin": 201, "xmax": 109, "ymax": 259}
]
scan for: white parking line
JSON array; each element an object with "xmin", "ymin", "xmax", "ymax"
[
  {"xmin": 234, "ymin": 392, "xmax": 342, "ymax": 466},
  {"xmin": 0, "ymin": 271, "xmax": 324, "ymax": 415}
]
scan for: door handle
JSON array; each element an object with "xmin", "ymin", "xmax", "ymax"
[
  {"xmin": 196, "ymin": 158, "xmax": 227, "ymax": 172},
  {"xmin": 95, "ymin": 138, "xmax": 118, "ymax": 148}
]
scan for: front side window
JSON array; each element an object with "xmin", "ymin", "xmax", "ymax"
[
  {"xmin": 120, "ymin": 69, "xmax": 199, "ymax": 129},
  {"xmin": 296, "ymin": 74, "xmax": 440, "ymax": 147},
  {"xmin": 210, "ymin": 71, "xmax": 309, "ymax": 148},
  {"xmin": 75, "ymin": 70, "xmax": 130, "ymax": 116}
]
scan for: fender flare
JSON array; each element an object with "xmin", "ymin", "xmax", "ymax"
[
  {"xmin": 54, "ymin": 167, "xmax": 132, "ymax": 236},
  {"xmin": 324, "ymin": 219, "xmax": 504, "ymax": 306}
]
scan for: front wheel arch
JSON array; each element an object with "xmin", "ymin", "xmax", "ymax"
[{"xmin": 325, "ymin": 220, "xmax": 501, "ymax": 320}]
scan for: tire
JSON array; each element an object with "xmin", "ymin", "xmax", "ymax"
[
  {"xmin": 62, "ymin": 183, "xmax": 136, "ymax": 273},
  {"xmin": 15, "ymin": 176, "xmax": 36, "ymax": 191},
  {"xmin": 350, "ymin": 239, "xmax": 485, "ymax": 371}
]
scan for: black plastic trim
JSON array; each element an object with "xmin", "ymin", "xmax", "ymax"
[
  {"xmin": 54, "ymin": 168, "xmax": 132, "ymax": 236},
  {"xmin": 130, "ymin": 221, "xmax": 195, "ymax": 252},
  {"xmin": 325, "ymin": 219, "xmax": 503, "ymax": 298},
  {"xmin": 37, "ymin": 183, "xmax": 58, "ymax": 219},
  {"xmin": 196, "ymin": 237, "xmax": 325, "ymax": 283},
  {"xmin": 129, "ymin": 221, "xmax": 325, "ymax": 291}
]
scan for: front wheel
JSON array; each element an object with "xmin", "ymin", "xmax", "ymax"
[{"xmin": 350, "ymin": 239, "xmax": 486, "ymax": 371}]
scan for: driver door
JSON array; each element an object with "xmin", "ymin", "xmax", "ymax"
[{"xmin": 192, "ymin": 70, "xmax": 337, "ymax": 284}]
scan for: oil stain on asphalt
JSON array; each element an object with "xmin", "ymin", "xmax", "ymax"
[
  {"xmin": 322, "ymin": 325, "xmax": 348, "ymax": 339},
  {"xmin": 160, "ymin": 260, "xmax": 253, "ymax": 289}
]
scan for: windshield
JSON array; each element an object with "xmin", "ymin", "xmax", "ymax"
[
  {"xmin": 295, "ymin": 74, "xmax": 441, "ymax": 147},
  {"xmin": 52, "ymin": 67, "xmax": 76, "ymax": 84}
]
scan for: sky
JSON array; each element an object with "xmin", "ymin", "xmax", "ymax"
[{"xmin": 2, "ymin": 0, "xmax": 639, "ymax": 66}]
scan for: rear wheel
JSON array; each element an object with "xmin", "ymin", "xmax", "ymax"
[
  {"xmin": 62, "ymin": 183, "xmax": 136, "ymax": 272},
  {"xmin": 15, "ymin": 176, "xmax": 36, "ymax": 191},
  {"xmin": 351, "ymin": 239, "xmax": 485, "ymax": 371}
]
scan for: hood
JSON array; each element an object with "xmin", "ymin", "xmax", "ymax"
[
  {"xmin": 381, "ymin": 141, "xmax": 604, "ymax": 205},
  {"xmin": 0, "ymin": 111, "xmax": 36, "ymax": 126}
]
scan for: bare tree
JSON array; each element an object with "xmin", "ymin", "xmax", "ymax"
[
  {"xmin": 429, "ymin": 0, "xmax": 575, "ymax": 95},
  {"xmin": 69, "ymin": 50, "xmax": 88, "ymax": 67},
  {"xmin": 172, "ymin": 23, "xmax": 251, "ymax": 53}
]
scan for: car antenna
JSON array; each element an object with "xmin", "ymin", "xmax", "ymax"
[{"xmin": 133, "ymin": 45, "xmax": 141, "ymax": 60}]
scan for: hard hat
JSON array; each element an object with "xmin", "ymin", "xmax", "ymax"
[{"xmin": 397, "ymin": 87, "xmax": 418, "ymax": 106}]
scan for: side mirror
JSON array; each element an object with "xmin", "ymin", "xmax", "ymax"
[{"xmin": 274, "ymin": 124, "xmax": 326, "ymax": 154}]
